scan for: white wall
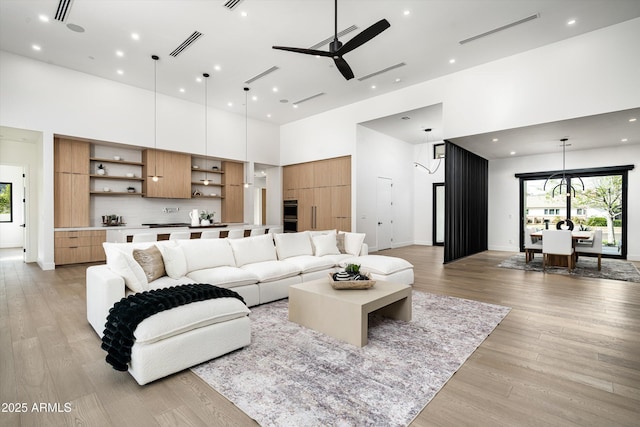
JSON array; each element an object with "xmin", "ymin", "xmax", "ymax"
[{"xmin": 489, "ymin": 144, "xmax": 640, "ymax": 260}]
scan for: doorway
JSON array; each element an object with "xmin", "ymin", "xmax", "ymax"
[
  {"xmin": 376, "ymin": 177, "xmax": 393, "ymax": 250},
  {"xmin": 0, "ymin": 165, "xmax": 25, "ymax": 261},
  {"xmin": 432, "ymin": 182, "xmax": 444, "ymax": 246}
]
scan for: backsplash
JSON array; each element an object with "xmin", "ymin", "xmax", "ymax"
[{"xmin": 91, "ymin": 196, "xmax": 223, "ymax": 227}]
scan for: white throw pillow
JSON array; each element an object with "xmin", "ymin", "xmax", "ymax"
[
  {"xmin": 158, "ymin": 243, "xmax": 187, "ymax": 278},
  {"xmin": 343, "ymin": 232, "xmax": 366, "ymax": 256},
  {"xmin": 229, "ymin": 234, "xmax": 277, "ymax": 267},
  {"xmin": 274, "ymin": 231, "xmax": 313, "ymax": 260},
  {"xmin": 108, "ymin": 250, "xmax": 148, "ymax": 293},
  {"xmin": 312, "ymin": 233, "xmax": 340, "ymax": 257}
]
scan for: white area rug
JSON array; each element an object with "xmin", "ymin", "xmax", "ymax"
[{"xmin": 192, "ymin": 291, "xmax": 510, "ymax": 426}]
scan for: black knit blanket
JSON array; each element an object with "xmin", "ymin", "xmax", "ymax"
[{"xmin": 101, "ymin": 283, "xmax": 245, "ymax": 371}]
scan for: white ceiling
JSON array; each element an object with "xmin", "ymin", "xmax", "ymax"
[{"xmin": 1, "ymin": 0, "xmax": 639, "ymax": 158}]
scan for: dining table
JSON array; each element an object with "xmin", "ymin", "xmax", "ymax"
[{"xmin": 531, "ymin": 230, "xmax": 593, "ymax": 267}]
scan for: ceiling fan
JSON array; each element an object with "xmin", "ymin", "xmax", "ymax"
[{"xmin": 272, "ymin": 0, "xmax": 390, "ymax": 80}]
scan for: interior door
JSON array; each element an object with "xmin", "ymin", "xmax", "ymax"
[{"xmin": 376, "ymin": 177, "xmax": 393, "ymax": 250}]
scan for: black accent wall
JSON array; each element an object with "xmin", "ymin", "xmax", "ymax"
[{"xmin": 444, "ymin": 141, "xmax": 489, "ymax": 263}]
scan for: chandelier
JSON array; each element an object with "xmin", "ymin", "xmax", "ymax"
[{"xmin": 543, "ymin": 138, "xmax": 584, "ymax": 198}]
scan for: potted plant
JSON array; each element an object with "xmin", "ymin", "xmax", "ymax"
[
  {"xmin": 199, "ymin": 210, "xmax": 215, "ymax": 225},
  {"xmin": 97, "ymin": 164, "xmax": 106, "ymax": 175},
  {"xmin": 126, "ymin": 186, "xmax": 136, "ymax": 193}
]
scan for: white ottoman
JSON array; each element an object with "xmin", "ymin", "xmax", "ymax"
[
  {"xmin": 125, "ymin": 297, "xmax": 251, "ymax": 385},
  {"xmin": 342, "ymin": 255, "xmax": 414, "ymax": 285}
]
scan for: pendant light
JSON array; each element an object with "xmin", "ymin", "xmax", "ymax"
[
  {"xmin": 413, "ymin": 128, "xmax": 442, "ymax": 174},
  {"xmin": 543, "ymin": 138, "xmax": 584, "ymax": 198},
  {"xmin": 243, "ymin": 86, "xmax": 251, "ymax": 188},
  {"xmin": 202, "ymin": 72, "xmax": 210, "ymax": 186},
  {"xmin": 149, "ymin": 54, "xmax": 162, "ymax": 182}
]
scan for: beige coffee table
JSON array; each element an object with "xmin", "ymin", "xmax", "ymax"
[{"xmin": 288, "ymin": 278, "xmax": 412, "ymax": 347}]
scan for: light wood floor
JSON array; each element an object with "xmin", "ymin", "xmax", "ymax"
[{"xmin": 1, "ymin": 246, "xmax": 639, "ymax": 426}]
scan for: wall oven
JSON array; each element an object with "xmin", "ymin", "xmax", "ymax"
[{"xmin": 283, "ymin": 200, "xmax": 298, "ymax": 233}]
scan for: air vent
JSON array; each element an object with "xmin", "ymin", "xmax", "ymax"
[
  {"xmin": 309, "ymin": 25, "xmax": 358, "ymax": 50},
  {"xmin": 54, "ymin": 0, "xmax": 73, "ymax": 22},
  {"xmin": 244, "ymin": 66, "xmax": 279, "ymax": 84},
  {"xmin": 357, "ymin": 62, "xmax": 406, "ymax": 81},
  {"xmin": 459, "ymin": 13, "xmax": 540, "ymax": 45},
  {"xmin": 293, "ymin": 92, "xmax": 325, "ymax": 106},
  {"xmin": 169, "ymin": 31, "xmax": 203, "ymax": 57},
  {"xmin": 223, "ymin": 0, "xmax": 244, "ymax": 10}
]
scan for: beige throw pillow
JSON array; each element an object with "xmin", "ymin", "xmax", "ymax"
[{"xmin": 133, "ymin": 245, "xmax": 166, "ymax": 283}]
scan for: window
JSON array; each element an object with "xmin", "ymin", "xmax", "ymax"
[
  {"xmin": 544, "ymin": 208, "xmax": 559, "ymax": 215},
  {"xmin": 0, "ymin": 182, "xmax": 12, "ymax": 223},
  {"xmin": 576, "ymin": 208, "xmax": 586, "ymax": 215},
  {"xmin": 433, "ymin": 143, "xmax": 445, "ymax": 159}
]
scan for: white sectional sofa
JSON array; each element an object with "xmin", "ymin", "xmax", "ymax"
[{"xmin": 86, "ymin": 230, "xmax": 414, "ymax": 384}]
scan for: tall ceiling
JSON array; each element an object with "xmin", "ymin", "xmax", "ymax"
[{"xmin": 2, "ymin": 0, "xmax": 640, "ymax": 129}]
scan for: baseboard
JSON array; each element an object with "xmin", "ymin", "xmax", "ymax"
[
  {"xmin": 628, "ymin": 254, "xmax": 640, "ymax": 262},
  {"xmin": 38, "ymin": 259, "xmax": 56, "ymax": 271},
  {"xmin": 488, "ymin": 245, "xmax": 519, "ymax": 252}
]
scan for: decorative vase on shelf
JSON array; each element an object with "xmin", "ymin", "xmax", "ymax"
[
  {"xmin": 97, "ymin": 164, "xmax": 106, "ymax": 175},
  {"xmin": 200, "ymin": 219, "xmax": 211, "ymax": 226}
]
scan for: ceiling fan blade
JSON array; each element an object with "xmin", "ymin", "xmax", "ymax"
[
  {"xmin": 333, "ymin": 56, "xmax": 354, "ymax": 80},
  {"xmin": 272, "ymin": 46, "xmax": 333, "ymax": 57},
  {"xmin": 338, "ymin": 19, "xmax": 390, "ymax": 56}
]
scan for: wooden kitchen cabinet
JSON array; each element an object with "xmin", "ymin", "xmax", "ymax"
[
  {"xmin": 221, "ymin": 161, "xmax": 244, "ymax": 223},
  {"xmin": 54, "ymin": 138, "xmax": 90, "ymax": 228},
  {"xmin": 282, "ymin": 156, "xmax": 351, "ymax": 231},
  {"xmin": 142, "ymin": 149, "xmax": 191, "ymax": 198},
  {"xmin": 54, "ymin": 230, "xmax": 106, "ymax": 265}
]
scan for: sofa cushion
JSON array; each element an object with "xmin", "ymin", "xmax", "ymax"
[
  {"xmin": 341, "ymin": 255, "xmax": 413, "ymax": 275},
  {"xmin": 132, "ymin": 246, "xmax": 166, "ymax": 282},
  {"xmin": 157, "ymin": 243, "xmax": 188, "ymax": 279},
  {"xmin": 187, "ymin": 267, "xmax": 259, "ymax": 288},
  {"xmin": 274, "ymin": 231, "xmax": 313, "ymax": 260},
  {"xmin": 241, "ymin": 260, "xmax": 300, "ymax": 283},
  {"xmin": 228, "ymin": 234, "xmax": 277, "ymax": 267},
  {"xmin": 134, "ymin": 297, "xmax": 250, "ymax": 345},
  {"xmin": 343, "ymin": 232, "xmax": 366, "ymax": 256},
  {"xmin": 312, "ymin": 233, "xmax": 341, "ymax": 257},
  {"xmin": 320, "ymin": 253, "xmax": 354, "ymax": 266},
  {"xmin": 282, "ymin": 255, "xmax": 335, "ymax": 274},
  {"xmin": 178, "ymin": 239, "xmax": 236, "ymax": 272},
  {"xmin": 108, "ymin": 250, "xmax": 149, "ymax": 293}
]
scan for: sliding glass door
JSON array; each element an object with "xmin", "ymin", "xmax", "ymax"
[{"xmin": 518, "ymin": 166, "xmax": 631, "ymax": 259}]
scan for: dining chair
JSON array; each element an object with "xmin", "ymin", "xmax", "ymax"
[
  {"xmin": 524, "ymin": 228, "xmax": 542, "ymax": 263},
  {"xmin": 200, "ymin": 230, "xmax": 220, "ymax": 239},
  {"xmin": 542, "ymin": 230, "xmax": 574, "ymax": 272},
  {"xmin": 250, "ymin": 227, "xmax": 266, "ymax": 236},
  {"xmin": 226, "ymin": 229, "xmax": 245, "ymax": 239},
  {"xmin": 575, "ymin": 229, "xmax": 603, "ymax": 270},
  {"xmin": 169, "ymin": 231, "xmax": 191, "ymax": 240},
  {"xmin": 132, "ymin": 233, "xmax": 157, "ymax": 243}
]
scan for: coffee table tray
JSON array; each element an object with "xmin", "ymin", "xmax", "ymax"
[{"xmin": 328, "ymin": 273, "xmax": 376, "ymax": 290}]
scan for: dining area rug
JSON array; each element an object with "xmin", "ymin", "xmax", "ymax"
[
  {"xmin": 191, "ymin": 291, "xmax": 510, "ymax": 427},
  {"xmin": 498, "ymin": 253, "xmax": 640, "ymax": 282}
]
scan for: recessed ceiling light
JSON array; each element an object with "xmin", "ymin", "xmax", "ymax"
[
  {"xmin": 272, "ymin": 87, "xmax": 278, "ymax": 92},
  {"xmin": 196, "ymin": 77, "xmax": 202, "ymax": 83},
  {"xmin": 267, "ymin": 114, "xmax": 272, "ymax": 118},
  {"xmin": 240, "ymin": 11, "xmax": 248, "ymax": 17},
  {"xmin": 38, "ymin": 14, "xmax": 49, "ymax": 22},
  {"xmin": 179, "ymin": 88, "xmax": 185, "ymax": 93},
  {"xmin": 66, "ymin": 23, "xmax": 85, "ymax": 33},
  {"xmin": 32, "ymin": 44, "xmax": 41, "ymax": 51},
  {"xmin": 510, "ymin": 151, "xmax": 516, "ymax": 155},
  {"xmin": 214, "ymin": 65, "xmax": 221, "ymax": 71},
  {"xmin": 629, "ymin": 118, "xmax": 637, "ymax": 122},
  {"xmin": 621, "ymin": 138, "xmax": 628, "ymax": 142},
  {"xmin": 394, "ymin": 78, "xmax": 401, "ymax": 83},
  {"xmin": 567, "ymin": 19, "xmax": 576, "ymax": 25},
  {"xmin": 293, "ymin": 104, "xmax": 299, "ymax": 109},
  {"xmin": 116, "ymin": 69, "xmax": 124, "ymax": 75},
  {"xmin": 252, "ymin": 96, "xmax": 258, "ymax": 101},
  {"xmin": 116, "ymin": 50, "xmax": 124, "ymax": 57},
  {"xmin": 131, "ymin": 33, "xmax": 140, "ymax": 41},
  {"xmin": 449, "ymin": 58, "xmax": 456, "ymax": 64},
  {"xmin": 403, "ymin": 10, "xmax": 411, "ymax": 16},
  {"xmin": 227, "ymin": 102, "xmax": 233, "ymax": 107},
  {"xmin": 492, "ymin": 138, "xmax": 499, "ymax": 142},
  {"xmin": 371, "ymin": 85, "xmax": 376, "ymax": 89}
]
